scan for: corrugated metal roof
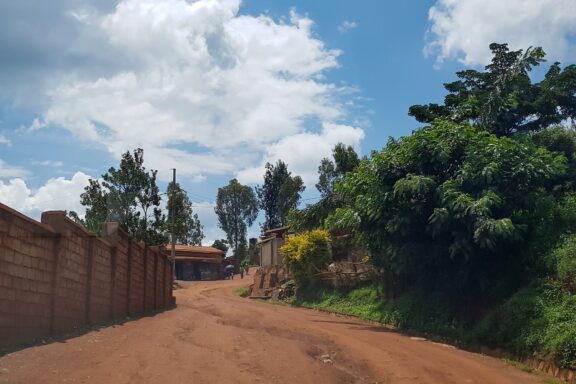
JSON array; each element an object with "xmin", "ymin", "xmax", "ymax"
[
  {"xmin": 165, "ymin": 245, "xmax": 225, "ymax": 255},
  {"xmin": 175, "ymin": 256, "xmax": 222, "ymax": 264},
  {"xmin": 263, "ymin": 226, "xmax": 290, "ymax": 236}
]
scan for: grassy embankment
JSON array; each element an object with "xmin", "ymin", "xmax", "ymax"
[{"xmin": 293, "ymin": 281, "xmax": 576, "ymax": 371}]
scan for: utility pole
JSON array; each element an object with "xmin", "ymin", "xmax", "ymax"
[{"xmin": 170, "ymin": 168, "xmax": 176, "ymax": 281}]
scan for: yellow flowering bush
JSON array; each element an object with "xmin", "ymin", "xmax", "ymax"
[{"xmin": 281, "ymin": 229, "xmax": 332, "ymax": 285}]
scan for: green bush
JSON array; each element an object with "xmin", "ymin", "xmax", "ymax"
[
  {"xmin": 469, "ymin": 284, "xmax": 546, "ymax": 354},
  {"xmin": 550, "ymin": 234, "xmax": 576, "ymax": 293},
  {"xmin": 280, "ymin": 229, "xmax": 332, "ymax": 285},
  {"xmin": 471, "ymin": 283, "xmax": 576, "ymax": 369},
  {"xmin": 294, "ymin": 283, "xmax": 386, "ymax": 322},
  {"xmin": 333, "ymin": 120, "xmax": 567, "ymax": 301},
  {"xmin": 554, "ymin": 327, "xmax": 576, "ymax": 370}
]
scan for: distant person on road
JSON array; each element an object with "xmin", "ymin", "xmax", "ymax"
[
  {"xmin": 240, "ymin": 267, "xmax": 244, "ymax": 279},
  {"xmin": 245, "ymin": 266, "xmax": 249, "ymax": 275},
  {"xmin": 225, "ymin": 264, "xmax": 234, "ymax": 279}
]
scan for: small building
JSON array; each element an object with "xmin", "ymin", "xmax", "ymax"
[
  {"xmin": 259, "ymin": 226, "xmax": 291, "ymax": 266},
  {"xmin": 166, "ymin": 245, "xmax": 225, "ymax": 280}
]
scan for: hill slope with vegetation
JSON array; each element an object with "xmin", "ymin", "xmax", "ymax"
[{"xmin": 286, "ymin": 43, "xmax": 576, "ymax": 370}]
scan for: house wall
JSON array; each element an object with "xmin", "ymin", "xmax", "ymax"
[
  {"xmin": 176, "ymin": 261, "xmax": 221, "ymax": 281},
  {"xmin": 271, "ymin": 238, "xmax": 285, "ymax": 266},
  {"xmin": 261, "ymin": 241, "xmax": 273, "ymax": 266},
  {"xmin": 0, "ymin": 203, "xmax": 175, "ymax": 348},
  {"xmin": 260, "ymin": 238, "xmax": 286, "ymax": 267}
]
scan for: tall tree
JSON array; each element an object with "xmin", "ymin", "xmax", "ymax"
[
  {"xmin": 214, "ymin": 179, "xmax": 259, "ymax": 258},
  {"xmin": 409, "ymin": 43, "xmax": 576, "ymax": 136},
  {"xmin": 70, "ymin": 148, "xmax": 167, "ymax": 245},
  {"xmin": 316, "ymin": 143, "xmax": 360, "ymax": 197},
  {"xmin": 246, "ymin": 237, "xmax": 259, "ymax": 265},
  {"xmin": 289, "ymin": 143, "xmax": 359, "ymax": 231},
  {"xmin": 256, "ymin": 160, "xmax": 305, "ymax": 231},
  {"xmin": 165, "ymin": 182, "xmax": 204, "ymax": 245},
  {"xmin": 69, "ymin": 179, "xmax": 108, "ymax": 233}
]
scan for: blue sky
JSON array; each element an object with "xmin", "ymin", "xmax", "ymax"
[{"xmin": 1, "ymin": 0, "xmax": 575, "ymax": 244}]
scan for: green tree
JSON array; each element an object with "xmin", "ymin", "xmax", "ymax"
[
  {"xmin": 70, "ymin": 148, "xmax": 167, "ymax": 245},
  {"xmin": 528, "ymin": 125, "xmax": 576, "ymax": 194},
  {"xmin": 214, "ymin": 179, "xmax": 259, "ymax": 259},
  {"xmin": 246, "ymin": 237, "xmax": 259, "ymax": 265},
  {"xmin": 331, "ymin": 120, "xmax": 566, "ymax": 301},
  {"xmin": 69, "ymin": 179, "xmax": 108, "ymax": 233},
  {"xmin": 211, "ymin": 239, "xmax": 229, "ymax": 254},
  {"xmin": 409, "ymin": 43, "xmax": 576, "ymax": 136},
  {"xmin": 165, "ymin": 182, "xmax": 204, "ymax": 245},
  {"xmin": 256, "ymin": 160, "xmax": 305, "ymax": 231},
  {"xmin": 289, "ymin": 143, "xmax": 359, "ymax": 232}
]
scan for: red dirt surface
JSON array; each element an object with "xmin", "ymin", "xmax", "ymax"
[{"xmin": 0, "ymin": 277, "xmax": 546, "ymax": 383}]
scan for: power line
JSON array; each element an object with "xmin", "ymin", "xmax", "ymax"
[
  {"xmin": 301, "ymin": 196, "xmax": 322, "ymax": 201},
  {"xmin": 180, "ymin": 188, "xmax": 214, "ymax": 202}
]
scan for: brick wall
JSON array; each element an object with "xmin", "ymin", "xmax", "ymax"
[
  {"xmin": 144, "ymin": 248, "xmax": 155, "ymax": 312},
  {"xmin": 129, "ymin": 242, "xmax": 145, "ymax": 317},
  {"xmin": 112, "ymin": 231, "xmax": 130, "ymax": 319},
  {"xmin": 0, "ymin": 203, "xmax": 174, "ymax": 348},
  {"xmin": 0, "ymin": 204, "xmax": 56, "ymax": 345}
]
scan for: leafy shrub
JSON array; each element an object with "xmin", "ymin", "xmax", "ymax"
[
  {"xmin": 554, "ymin": 327, "xmax": 576, "ymax": 370},
  {"xmin": 549, "ymin": 234, "xmax": 576, "ymax": 293},
  {"xmin": 281, "ymin": 229, "xmax": 332, "ymax": 285},
  {"xmin": 470, "ymin": 284, "xmax": 546, "ymax": 354},
  {"xmin": 471, "ymin": 283, "xmax": 576, "ymax": 369},
  {"xmin": 333, "ymin": 120, "xmax": 566, "ymax": 301}
]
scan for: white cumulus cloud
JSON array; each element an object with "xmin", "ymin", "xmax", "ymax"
[
  {"xmin": 29, "ymin": 0, "xmax": 351, "ymax": 183},
  {"xmin": 237, "ymin": 122, "xmax": 364, "ymax": 186},
  {"xmin": 0, "ymin": 0, "xmax": 368, "ymax": 240},
  {"xmin": 0, "ymin": 171, "xmax": 91, "ymax": 220},
  {"xmin": 0, "ymin": 159, "xmax": 29, "ymax": 178},
  {"xmin": 426, "ymin": 0, "xmax": 576, "ymax": 65}
]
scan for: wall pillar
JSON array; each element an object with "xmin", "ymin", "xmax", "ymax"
[{"xmin": 84, "ymin": 236, "xmax": 95, "ymax": 325}]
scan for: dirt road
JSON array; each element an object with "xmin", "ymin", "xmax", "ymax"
[{"xmin": 0, "ymin": 277, "xmax": 545, "ymax": 383}]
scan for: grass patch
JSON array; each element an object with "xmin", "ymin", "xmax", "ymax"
[
  {"xmin": 295, "ymin": 284, "xmax": 385, "ymax": 322},
  {"xmin": 501, "ymin": 358, "xmax": 533, "ymax": 373},
  {"xmin": 294, "ymin": 283, "xmax": 466, "ymax": 340},
  {"xmin": 234, "ymin": 287, "xmax": 250, "ymax": 298},
  {"xmin": 543, "ymin": 380, "xmax": 564, "ymax": 384}
]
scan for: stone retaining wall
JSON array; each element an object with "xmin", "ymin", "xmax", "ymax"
[{"xmin": 250, "ymin": 265, "xmax": 289, "ymax": 298}]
